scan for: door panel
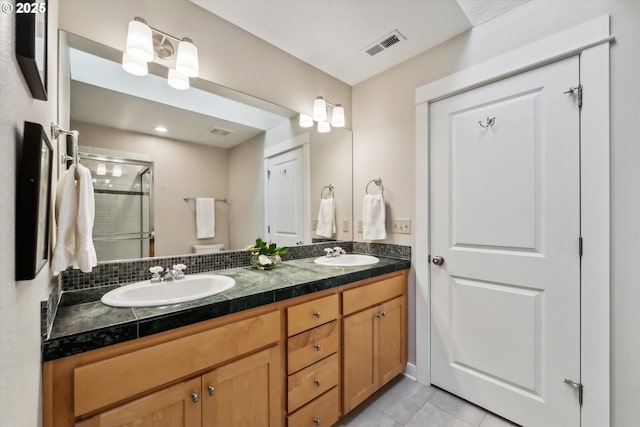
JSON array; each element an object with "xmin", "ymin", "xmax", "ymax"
[
  {"xmin": 430, "ymin": 56, "xmax": 580, "ymax": 427},
  {"xmin": 378, "ymin": 296, "xmax": 405, "ymax": 386}
]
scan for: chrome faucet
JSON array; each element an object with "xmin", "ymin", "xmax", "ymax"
[
  {"xmin": 162, "ymin": 267, "xmax": 175, "ymax": 282},
  {"xmin": 324, "ymin": 246, "xmax": 346, "ymax": 258}
]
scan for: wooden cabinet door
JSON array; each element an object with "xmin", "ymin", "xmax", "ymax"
[
  {"xmin": 75, "ymin": 378, "xmax": 201, "ymax": 427},
  {"xmin": 342, "ymin": 306, "xmax": 379, "ymax": 413},
  {"xmin": 202, "ymin": 346, "xmax": 282, "ymax": 427},
  {"xmin": 378, "ymin": 296, "xmax": 406, "ymax": 386}
]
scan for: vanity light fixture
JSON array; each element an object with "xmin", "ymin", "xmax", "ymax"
[
  {"xmin": 96, "ymin": 162, "xmax": 107, "ymax": 176},
  {"xmin": 302, "ymin": 96, "xmax": 345, "ymax": 133},
  {"xmin": 123, "ymin": 17, "xmax": 199, "ymax": 89},
  {"xmin": 112, "ymin": 164, "xmax": 122, "ymax": 177},
  {"xmin": 154, "ymin": 126, "xmax": 168, "ymax": 133}
]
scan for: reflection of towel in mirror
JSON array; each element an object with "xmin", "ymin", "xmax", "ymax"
[
  {"xmin": 196, "ymin": 198, "xmax": 215, "ymax": 239},
  {"xmin": 51, "ymin": 164, "xmax": 97, "ymax": 273},
  {"xmin": 363, "ymin": 194, "xmax": 386, "ymax": 240},
  {"xmin": 316, "ymin": 198, "xmax": 336, "ymax": 238}
]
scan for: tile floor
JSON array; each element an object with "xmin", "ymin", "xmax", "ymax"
[{"xmin": 336, "ymin": 375, "xmax": 519, "ymax": 427}]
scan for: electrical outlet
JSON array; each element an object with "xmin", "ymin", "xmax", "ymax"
[
  {"xmin": 357, "ymin": 220, "xmax": 363, "ymax": 233},
  {"xmin": 343, "ymin": 219, "xmax": 350, "ymax": 233},
  {"xmin": 312, "ymin": 220, "xmax": 318, "ymax": 230},
  {"xmin": 392, "ymin": 218, "xmax": 411, "ymax": 234}
]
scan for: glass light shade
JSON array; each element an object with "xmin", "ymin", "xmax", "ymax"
[
  {"xmin": 112, "ymin": 164, "xmax": 122, "ymax": 177},
  {"xmin": 168, "ymin": 68, "xmax": 189, "ymax": 90},
  {"xmin": 96, "ymin": 163, "xmax": 106, "ymax": 176},
  {"xmin": 317, "ymin": 121, "xmax": 331, "ymax": 133},
  {"xmin": 312, "ymin": 97, "xmax": 327, "ymax": 122},
  {"xmin": 122, "ymin": 52, "xmax": 148, "ymax": 76},
  {"xmin": 125, "ymin": 19, "xmax": 153, "ymax": 62},
  {"xmin": 331, "ymin": 104, "xmax": 345, "ymax": 127},
  {"xmin": 176, "ymin": 38, "xmax": 199, "ymax": 77},
  {"xmin": 299, "ymin": 114, "xmax": 314, "ymax": 128}
]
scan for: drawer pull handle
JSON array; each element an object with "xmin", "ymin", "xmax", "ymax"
[
  {"xmin": 208, "ymin": 385, "xmax": 215, "ymax": 396},
  {"xmin": 313, "ymin": 311, "xmax": 321, "ymax": 318},
  {"xmin": 314, "ymin": 344, "xmax": 321, "ymax": 351},
  {"xmin": 192, "ymin": 392, "xmax": 199, "ymax": 403},
  {"xmin": 313, "ymin": 418, "xmax": 321, "ymax": 426},
  {"xmin": 314, "ymin": 378, "xmax": 321, "ymax": 387}
]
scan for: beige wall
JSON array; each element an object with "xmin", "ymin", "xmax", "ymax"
[
  {"xmin": 353, "ymin": 1, "xmax": 640, "ymax": 424},
  {"xmin": 0, "ymin": 1, "xmax": 60, "ymax": 426},
  {"xmin": 72, "ymin": 121, "xmax": 229, "ymax": 256}
]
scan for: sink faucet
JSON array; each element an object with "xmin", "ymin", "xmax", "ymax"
[
  {"xmin": 324, "ymin": 246, "xmax": 346, "ymax": 258},
  {"xmin": 162, "ymin": 267, "xmax": 175, "ymax": 282}
]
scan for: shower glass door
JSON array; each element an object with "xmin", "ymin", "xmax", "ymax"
[{"xmin": 81, "ymin": 153, "xmax": 154, "ymax": 261}]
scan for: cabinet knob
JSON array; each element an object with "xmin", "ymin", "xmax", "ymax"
[
  {"xmin": 192, "ymin": 392, "xmax": 199, "ymax": 403},
  {"xmin": 314, "ymin": 378, "xmax": 321, "ymax": 387},
  {"xmin": 313, "ymin": 311, "xmax": 321, "ymax": 318},
  {"xmin": 380, "ymin": 311, "xmax": 387, "ymax": 318},
  {"xmin": 208, "ymin": 385, "xmax": 215, "ymax": 396},
  {"xmin": 374, "ymin": 313, "xmax": 380, "ymax": 319},
  {"xmin": 313, "ymin": 418, "xmax": 321, "ymax": 426},
  {"xmin": 314, "ymin": 344, "xmax": 321, "ymax": 351}
]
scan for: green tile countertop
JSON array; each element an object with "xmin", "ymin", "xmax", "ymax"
[{"xmin": 42, "ymin": 255, "xmax": 410, "ymax": 361}]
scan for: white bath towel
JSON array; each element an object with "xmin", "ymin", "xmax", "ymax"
[
  {"xmin": 196, "ymin": 198, "xmax": 215, "ymax": 239},
  {"xmin": 51, "ymin": 164, "xmax": 97, "ymax": 273},
  {"xmin": 73, "ymin": 164, "xmax": 97, "ymax": 272},
  {"xmin": 362, "ymin": 194, "xmax": 387, "ymax": 240},
  {"xmin": 316, "ymin": 197, "xmax": 336, "ymax": 238}
]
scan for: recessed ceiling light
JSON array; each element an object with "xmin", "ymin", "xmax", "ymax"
[{"xmin": 154, "ymin": 126, "xmax": 168, "ymax": 133}]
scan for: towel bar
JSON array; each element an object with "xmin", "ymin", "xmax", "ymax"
[{"xmin": 365, "ymin": 178, "xmax": 384, "ymax": 196}]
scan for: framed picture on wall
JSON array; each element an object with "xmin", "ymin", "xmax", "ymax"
[
  {"xmin": 16, "ymin": 121, "xmax": 53, "ymax": 280},
  {"xmin": 15, "ymin": 0, "xmax": 48, "ymax": 101}
]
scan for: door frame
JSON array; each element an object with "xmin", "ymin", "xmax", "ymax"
[
  {"xmin": 263, "ymin": 132, "xmax": 311, "ymax": 244},
  {"xmin": 415, "ymin": 15, "xmax": 612, "ymax": 427}
]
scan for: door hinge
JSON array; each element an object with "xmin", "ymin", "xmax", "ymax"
[
  {"xmin": 564, "ymin": 84, "xmax": 583, "ymax": 108},
  {"xmin": 267, "ymin": 170, "xmax": 271, "ymax": 179},
  {"xmin": 267, "ymin": 225, "xmax": 271, "ymax": 233},
  {"xmin": 564, "ymin": 378, "xmax": 583, "ymax": 406},
  {"xmin": 578, "ymin": 237, "xmax": 583, "ymax": 257}
]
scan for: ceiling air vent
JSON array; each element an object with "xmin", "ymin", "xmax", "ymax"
[
  {"xmin": 209, "ymin": 127, "xmax": 233, "ymax": 136},
  {"xmin": 362, "ymin": 29, "xmax": 406, "ymax": 57}
]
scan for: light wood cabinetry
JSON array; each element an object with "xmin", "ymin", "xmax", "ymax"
[
  {"xmin": 342, "ymin": 274, "xmax": 407, "ymax": 414},
  {"xmin": 44, "ymin": 269, "xmax": 408, "ymax": 427},
  {"xmin": 286, "ymin": 294, "xmax": 341, "ymax": 426}
]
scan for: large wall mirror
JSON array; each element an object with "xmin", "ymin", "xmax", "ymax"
[{"xmin": 58, "ymin": 31, "xmax": 353, "ymax": 262}]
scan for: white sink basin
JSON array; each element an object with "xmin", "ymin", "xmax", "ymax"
[
  {"xmin": 101, "ymin": 275, "xmax": 235, "ymax": 308},
  {"xmin": 314, "ymin": 254, "xmax": 379, "ymax": 267}
]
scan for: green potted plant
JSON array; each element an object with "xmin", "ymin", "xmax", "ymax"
[{"xmin": 245, "ymin": 237, "xmax": 289, "ymax": 270}]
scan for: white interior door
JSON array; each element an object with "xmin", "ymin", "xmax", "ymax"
[
  {"xmin": 265, "ymin": 147, "xmax": 306, "ymax": 247},
  {"xmin": 430, "ymin": 56, "xmax": 581, "ymax": 427}
]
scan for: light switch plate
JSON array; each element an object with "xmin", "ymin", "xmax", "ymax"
[
  {"xmin": 357, "ymin": 220, "xmax": 363, "ymax": 233},
  {"xmin": 392, "ymin": 218, "xmax": 411, "ymax": 234},
  {"xmin": 312, "ymin": 220, "xmax": 318, "ymax": 230},
  {"xmin": 343, "ymin": 219, "xmax": 350, "ymax": 233}
]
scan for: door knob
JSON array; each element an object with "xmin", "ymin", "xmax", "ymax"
[{"xmin": 432, "ymin": 256, "xmax": 444, "ymax": 266}]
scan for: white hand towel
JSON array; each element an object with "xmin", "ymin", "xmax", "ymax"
[
  {"xmin": 362, "ymin": 194, "xmax": 387, "ymax": 241},
  {"xmin": 51, "ymin": 166, "xmax": 78, "ymax": 272},
  {"xmin": 73, "ymin": 164, "xmax": 97, "ymax": 273},
  {"xmin": 196, "ymin": 198, "xmax": 215, "ymax": 239},
  {"xmin": 316, "ymin": 198, "xmax": 336, "ymax": 238}
]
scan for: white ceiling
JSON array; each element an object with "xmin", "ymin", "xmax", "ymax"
[{"xmin": 191, "ymin": 0, "xmax": 529, "ymax": 85}]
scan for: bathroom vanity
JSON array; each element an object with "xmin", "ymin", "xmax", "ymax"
[{"xmin": 42, "ymin": 256, "xmax": 409, "ymax": 427}]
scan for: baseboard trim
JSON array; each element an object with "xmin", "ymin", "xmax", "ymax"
[{"xmin": 403, "ymin": 362, "xmax": 417, "ymax": 381}]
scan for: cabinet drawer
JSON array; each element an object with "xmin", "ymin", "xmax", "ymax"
[
  {"xmin": 288, "ymin": 387, "xmax": 340, "ymax": 427},
  {"xmin": 74, "ymin": 311, "xmax": 280, "ymax": 417},
  {"xmin": 288, "ymin": 353, "xmax": 339, "ymax": 413},
  {"xmin": 288, "ymin": 294, "xmax": 339, "ymax": 336},
  {"xmin": 288, "ymin": 321, "xmax": 339, "ymax": 375},
  {"xmin": 342, "ymin": 274, "xmax": 404, "ymax": 316}
]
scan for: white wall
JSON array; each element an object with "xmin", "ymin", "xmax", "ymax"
[
  {"xmin": 0, "ymin": 1, "xmax": 60, "ymax": 426},
  {"xmin": 353, "ymin": 1, "xmax": 640, "ymax": 424}
]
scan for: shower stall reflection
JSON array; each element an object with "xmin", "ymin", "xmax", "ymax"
[{"xmin": 82, "ymin": 153, "xmax": 154, "ymax": 261}]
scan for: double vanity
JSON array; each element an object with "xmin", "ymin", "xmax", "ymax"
[{"xmin": 42, "ymin": 253, "xmax": 410, "ymax": 427}]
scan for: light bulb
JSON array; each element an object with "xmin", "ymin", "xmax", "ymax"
[
  {"xmin": 317, "ymin": 121, "xmax": 331, "ymax": 133},
  {"xmin": 112, "ymin": 164, "xmax": 122, "ymax": 177},
  {"xmin": 168, "ymin": 68, "xmax": 189, "ymax": 90},
  {"xmin": 122, "ymin": 52, "xmax": 148, "ymax": 76},
  {"xmin": 96, "ymin": 163, "xmax": 106, "ymax": 176},
  {"xmin": 299, "ymin": 114, "xmax": 313, "ymax": 128},
  {"xmin": 125, "ymin": 18, "xmax": 153, "ymax": 62},
  {"xmin": 312, "ymin": 96, "xmax": 327, "ymax": 122},
  {"xmin": 331, "ymin": 104, "xmax": 345, "ymax": 127},
  {"xmin": 176, "ymin": 38, "xmax": 199, "ymax": 77}
]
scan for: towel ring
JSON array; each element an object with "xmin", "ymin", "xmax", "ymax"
[
  {"xmin": 365, "ymin": 178, "xmax": 384, "ymax": 196},
  {"xmin": 321, "ymin": 184, "xmax": 334, "ymax": 199}
]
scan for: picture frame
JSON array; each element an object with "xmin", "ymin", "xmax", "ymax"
[
  {"xmin": 16, "ymin": 121, "xmax": 53, "ymax": 280},
  {"xmin": 15, "ymin": 0, "xmax": 48, "ymax": 101}
]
